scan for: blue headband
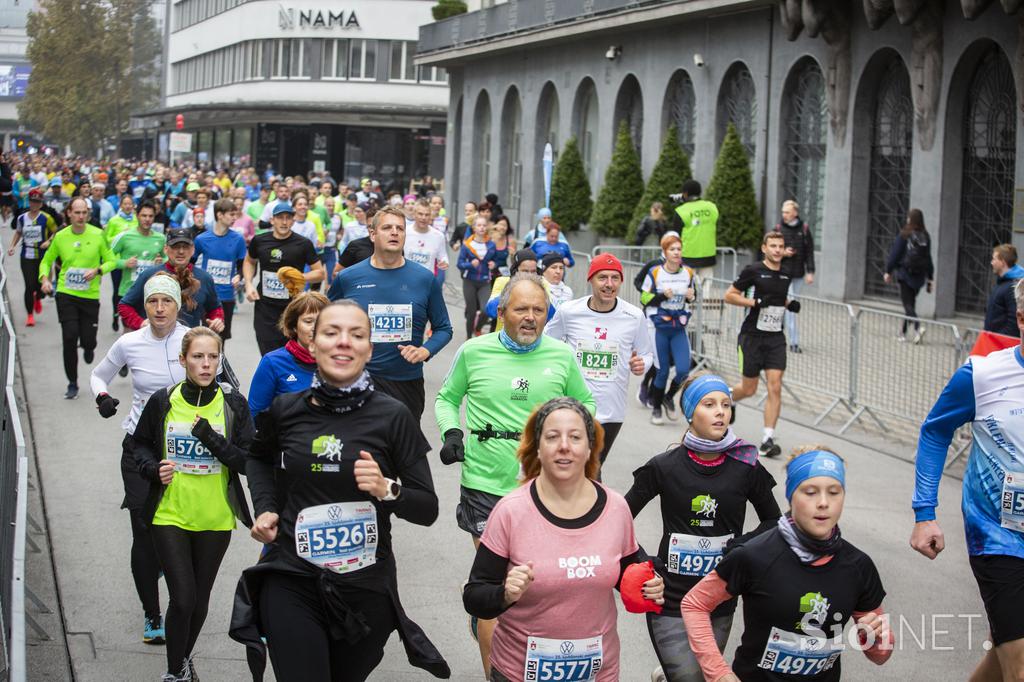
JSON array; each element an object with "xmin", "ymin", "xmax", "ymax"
[
  {"xmin": 785, "ymin": 450, "xmax": 846, "ymax": 500},
  {"xmin": 682, "ymin": 375, "xmax": 731, "ymax": 420}
]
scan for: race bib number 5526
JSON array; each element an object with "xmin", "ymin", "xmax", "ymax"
[{"xmin": 294, "ymin": 502, "xmax": 378, "ymax": 574}]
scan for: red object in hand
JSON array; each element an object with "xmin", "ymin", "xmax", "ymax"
[{"xmin": 620, "ymin": 561, "xmax": 662, "ymax": 614}]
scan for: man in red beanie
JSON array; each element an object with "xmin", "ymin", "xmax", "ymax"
[{"xmin": 546, "ymin": 252, "xmax": 653, "ymax": 467}]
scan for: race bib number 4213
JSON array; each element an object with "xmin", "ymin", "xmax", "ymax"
[{"xmin": 368, "ymin": 303, "xmax": 413, "ymax": 343}]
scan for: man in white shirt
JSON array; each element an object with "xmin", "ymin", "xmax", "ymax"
[
  {"xmin": 545, "ymin": 253, "xmax": 653, "ymax": 467},
  {"xmin": 403, "ymin": 198, "xmax": 449, "ymax": 279}
]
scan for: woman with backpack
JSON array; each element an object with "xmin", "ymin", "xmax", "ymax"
[{"xmin": 883, "ymin": 208, "xmax": 934, "ymax": 344}]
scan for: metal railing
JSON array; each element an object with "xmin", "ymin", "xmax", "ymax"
[
  {"xmin": 0, "ymin": 256, "xmax": 27, "ymax": 682},
  {"xmin": 689, "ymin": 277, "xmax": 988, "ymax": 468},
  {"xmin": 591, "ymin": 245, "xmax": 740, "ymax": 282}
]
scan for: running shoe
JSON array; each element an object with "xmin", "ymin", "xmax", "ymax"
[
  {"xmin": 119, "ymin": 365, "xmax": 129, "ymax": 378},
  {"xmin": 913, "ymin": 327, "xmax": 926, "ymax": 345},
  {"xmin": 637, "ymin": 384, "xmax": 650, "ymax": 408},
  {"xmin": 144, "ymin": 614, "xmax": 165, "ymax": 645},
  {"xmin": 83, "ymin": 348, "xmax": 94, "ymax": 364},
  {"xmin": 111, "ymin": 314, "xmax": 119, "ymax": 332},
  {"xmin": 759, "ymin": 437, "xmax": 781, "ymax": 458},
  {"xmin": 64, "ymin": 383, "xmax": 78, "ymax": 400},
  {"xmin": 663, "ymin": 398, "xmax": 679, "ymax": 422},
  {"xmin": 651, "ymin": 667, "xmax": 667, "ymax": 682},
  {"xmin": 896, "ymin": 334, "xmax": 906, "ymax": 343},
  {"xmin": 790, "ymin": 344, "xmax": 802, "ymax": 354},
  {"xmin": 469, "ymin": 616, "xmax": 479, "ymax": 642},
  {"xmin": 25, "ymin": 314, "xmax": 34, "ymax": 327},
  {"xmin": 33, "ymin": 294, "xmax": 41, "ymax": 314},
  {"xmin": 187, "ymin": 656, "xmax": 199, "ymax": 682},
  {"xmin": 650, "ymin": 406, "xmax": 664, "ymax": 426}
]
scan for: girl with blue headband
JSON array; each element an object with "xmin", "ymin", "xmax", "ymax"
[
  {"xmin": 625, "ymin": 373, "xmax": 782, "ymax": 682},
  {"xmin": 681, "ymin": 446, "xmax": 895, "ymax": 681}
]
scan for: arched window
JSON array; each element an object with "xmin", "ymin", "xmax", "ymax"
[
  {"xmin": 473, "ymin": 91, "xmax": 492, "ymax": 201},
  {"xmin": 613, "ymin": 74, "xmax": 643, "ymax": 160},
  {"xmin": 500, "ymin": 87, "xmax": 523, "ymax": 213},
  {"xmin": 863, "ymin": 57, "xmax": 913, "ymax": 299},
  {"xmin": 716, "ymin": 62, "xmax": 757, "ymax": 160},
  {"xmin": 956, "ymin": 46, "xmax": 1017, "ymax": 314},
  {"xmin": 664, "ymin": 70, "xmax": 696, "ymax": 159},
  {"xmin": 780, "ymin": 58, "xmax": 827, "ymax": 243},
  {"xmin": 573, "ymin": 78, "xmax": 599, "ymax": 190}
]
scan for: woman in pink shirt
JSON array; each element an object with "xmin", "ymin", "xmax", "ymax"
[{"xmin": 463, "ymin": 397, "xmax": 665, "ymax": 681}]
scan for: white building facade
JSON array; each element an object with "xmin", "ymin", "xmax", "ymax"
[{"xmin": 150, "ymin": 0, "xmax": 448, "ymax": 190}]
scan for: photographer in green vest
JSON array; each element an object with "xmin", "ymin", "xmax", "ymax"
[{"xmin": 674, "ymin": 179, "xmax": 718, "ymax": 296}]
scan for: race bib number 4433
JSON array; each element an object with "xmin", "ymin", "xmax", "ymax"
[
  {"xmin": 64, "ymin": 268, "xmax": 91, "ymax": 291},
  {"xmin": 294, "ymin": 502, "xmax": 378, "ymax": 574},
  {"xmin": 525, "ymin": 636, "xmax": 603, "ymax": 682},
  {"xmin": 368, "ymin": 304, "xmax": 413, "ymax": 343}
]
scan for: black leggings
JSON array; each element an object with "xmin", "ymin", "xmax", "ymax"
[
  {"xmin": 598, "ymin": 422, "xmax": 623, "ymax": 464},
  {"xmin": 898, "ymin": 280, "xmax": 921, "ymax": 334},
  {"xmin": 19, "ymin": 256, "xmax": 41, "ymax": 316},
  {"xmin": 110, "ymin": 269, "xmax": 122, "ymax": 316},
  {"xmin": 54, "ymin": 293, "xmax": 99, "ymax": 384},
  {"xmin": 259, "ymin": 572, "xmax": 397, "ymax": 682},
  {"xmin": 151, "ymin": 525, "xmax": 231, "ymax": 674},
  {"xmin": 129, "ymin": 509, "xmax": 162, "ymax": 619},
  {"xmin": 462, "ymin": 278, "xmax": 491, "ymax": 338}
]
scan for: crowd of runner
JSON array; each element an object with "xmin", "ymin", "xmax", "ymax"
[{"xmin": 2, "ymin": 152, "xmax": 1021, "ymax": 682}]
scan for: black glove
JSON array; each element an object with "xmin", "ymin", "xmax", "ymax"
[
  {"xmin": 439, "ymin": 428, "xmax": 465, "ymax": 465},
  {"xmin": 786, "ymin": 300, "xmax": 801, "ymax": 313},
  {"xmin": 96, "ymin": 393, "xmax": 119, "ymax": 419}
]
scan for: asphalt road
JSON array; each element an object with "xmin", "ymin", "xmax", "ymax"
[{"xmin": 14, "ymin": 267, "xmax": 988, "ymax": 682}]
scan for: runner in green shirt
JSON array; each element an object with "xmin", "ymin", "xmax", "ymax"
[
  {"xmin": 434, "ymin": 272, "xmax": 594, "ymax": 677},
  {"xmin": 39, "ymin": 196, "xmax": 117, "ymax": 399},
  {"xmin": 246, "ymin": 186, "xmax": 269, "ymax": 224},
  {"xmin": 112, "ymin": 199, "xmax": 166, "ymax": 297}
]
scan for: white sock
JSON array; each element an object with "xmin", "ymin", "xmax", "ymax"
[{"xmin": 762, "ymin": 427, "xmax": 774, "ymax": 442}]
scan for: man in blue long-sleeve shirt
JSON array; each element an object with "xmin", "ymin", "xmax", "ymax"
[
  {"xmin": 327, "ymin": 205, "xmax": 453, "ymax": 420},
  {"xmin": 911, "ymin": 278, "xmax": 1024, "ymax": 680}
]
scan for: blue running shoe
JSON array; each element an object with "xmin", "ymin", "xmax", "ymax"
[{"xmin": 144, "ymin": 614, "xmax": 165, "ymax": 645}]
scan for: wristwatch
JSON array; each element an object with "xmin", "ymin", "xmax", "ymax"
[{"xmin": 379, "ymin": 478, "xmax": 401, "ymax": 502}]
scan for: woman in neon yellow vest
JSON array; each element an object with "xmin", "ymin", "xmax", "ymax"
[{"xmin": 130, "ymin": 326, "xmax": 254, "ymax": 682}]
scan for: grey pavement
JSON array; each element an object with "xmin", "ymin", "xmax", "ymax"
[{"xmin": 13, "ymin": 267, "xmax": 988, "ymax": 681}]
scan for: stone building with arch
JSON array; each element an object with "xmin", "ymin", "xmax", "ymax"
[{"xmin": 417, "ymin": 0, "xmax": 1022, "ymax": 318}]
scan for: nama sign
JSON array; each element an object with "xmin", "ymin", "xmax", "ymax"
[{"xmin": 278, "ymin": 6, "xmax": 361, "ymax": 29}]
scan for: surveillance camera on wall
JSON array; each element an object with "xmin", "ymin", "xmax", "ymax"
[
  {"xmin": 693, "ymin": 53, "xmax": 705, "ymax": 68},
  {"xmin": 605, "ymin": 45, "xmax": 622, "ymax": 60}
]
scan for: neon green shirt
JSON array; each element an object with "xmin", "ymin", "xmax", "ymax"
[
  {"xmin": 104, "ymin": 213, "xmax": 139, "ymax": 245},
  {"xmin": 153, "ymin": 385, "xmax": 234, "ymax": 532},
  {"xmin": 111, "ymin": 230, "xmax": 166, "ymax": 296},
  {"xmin": 435, "ymin": 334, "xmax": 594, "ymax": 496},
  {"xmin": 675, "ymin": 199, "xmax": 719, "ymax": 261},
  {"xmin": 38, "ymin": 225, "xmax": 116, "ymax": 299},
  {"xmin": 246, "ymin": 200, "xmax": 265, "ymax": 223}
]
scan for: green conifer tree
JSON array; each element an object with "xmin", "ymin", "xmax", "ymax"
[
  {"xmin": 589, "ymin": 121, "xmax": 644, "ymax": 238},
  {"xmin": 705, "ymin": 123, "xmax": 763, "ymax": 251},
  {"xmin": 549, "ymin": 136, "xmax": 593, "ymax": 232},
  {"xmin": 627, "ymin": 125, "xmax": 692, "ymax": 244}
]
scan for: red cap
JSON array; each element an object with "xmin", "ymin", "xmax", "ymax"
[
  {"xmin": 27, "ymin": 188, "xmax": 43, "ymax": 200},
  {"xmin": 587, "ymin": 253, "xmax": 623, "ymax": 281},
  {"xmin": 620, "ymin": 561, "xmax": 662, "ymax": 614}
]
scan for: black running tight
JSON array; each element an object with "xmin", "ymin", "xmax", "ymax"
[
  {"xmin": 151, "ymin": 525, "xmax": 231, "ymax": 674},
  {"xmin": 128, "ymin": 509, "xmax": 162, "ymax": 619},
  {"xmin": 19, "ymin": 256, "xmax": 41, "ymax": 316},
  {"xmin": 259, "ymin": 572, "xmax": 397, "ymax": 682}
]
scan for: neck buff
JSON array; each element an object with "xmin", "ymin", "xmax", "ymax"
[
  {"xmin": 285, "ymin": 339, "xmax": 315, "ymax": 365},
  {"xmin": 118, "ymin": 210, "xmax": 134, "ymax": 221},
  {"xmin": 498, "ymin": 329, "xmax": 541, "ymax": 354},
  {"xmin": 777, "ymin": 513, "xmax": 842, "ymax": 564},
  {"xmin": 682, "ymin": 429, "xmax": 759, "ymax": 466},
  {"xmin": 309, "ymin": 370, "xmax": 373, "ymax": 414}
]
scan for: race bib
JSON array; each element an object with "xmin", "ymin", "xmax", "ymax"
[
  {"xmin": 294, "ymin": 502, "xmax": 378, "ymax": 574},
  {"xmin": 407, "ymin": 250, "xmax": 431, "ymax": 266},
  {"xmin": 757, "ymin": 626, "xmax": 842, "ymax": 676},
  {"xmin": 575, "ymin": 340, "xmax": 618, "ymax": 381},
  {"xmin": 524, "ymin": 636, "xmax": 603, "ymax": 682},
  {"xmin": 667, "ymin": 533, "xmax": 732, "ymax": 577},
  {"xmin": 661, "ymin": 294, "xmax": 685, "ymax": 311},
  {"xmin": 1001, "ymin": 472, "xmax": 1024, "ymax": 532},
  {"xmin": 498, "ymin": 266, "xmax": 511, "ymax": 277},
  {"xmin": 368, "ymin": 303, "xmax": 412, "ymax": 343},
  {"xmin": 22, "ymin": 225, "xmax": 42, "ymax": 245},
  {"xmin": 756, "ymin": 305, "xmax": 785, "ymax": 333},
  {"xmin": 64, "ymin": 268, "xmax": 90, "ymax": 291},
  {"xmin": 261, "ymin": 270, "xmax": 289, "ymax": 299},
  {"xmin": 205, "ymin": 258, "xmax": 233, "ymax": 285},
  {"xmin": 165, "ymin": 421, "xmax": 222, "ymax": 475}
]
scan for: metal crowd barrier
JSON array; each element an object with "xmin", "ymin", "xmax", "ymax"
[
  {"xmin": 591, "ymin": 245, "xmax": 740, "ymax": 281},
  {"xmin": 0, "ymin": 256, "xmax": 27, "ymax": 682}
]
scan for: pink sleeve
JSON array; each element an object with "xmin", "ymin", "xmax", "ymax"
[
  {"xmin": 852, "ymin": 605, "xmax": 894, "ymax": 666},
  {"xmin": 680, "ymin": 571, "xmax": 735, "ymax": 682}
]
